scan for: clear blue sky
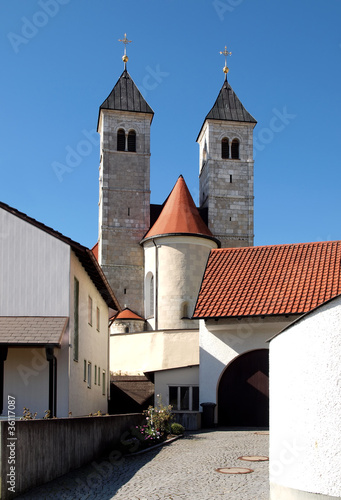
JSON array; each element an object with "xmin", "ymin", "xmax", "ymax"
[{"xmin": 1, "ymin": 0, "xmax": 340, "ymax": 248}]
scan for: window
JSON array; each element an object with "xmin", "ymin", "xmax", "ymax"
[
  {"xmin": 102, "ymin": 370, "xmax": 106, "ymax": 396},
  {"xmin": 83, "ymin": 360, "xmax": 87, "ymax": 382},
  {"xmin": 145, "ymin": 272, "xmax": 154, "ymax": 318},
  {"xmin": 96, "ymin": 307, "xmax": 100, "ymax": 332},
  {"xmin": 94, "ymin": 365, "xmax": 97, "ymax": 385},
  {"xmin": 231, "ymin": 138, "xmax": 240, "ymax": 159},
  {"xmin": 73, "ymin": 278, "xmax": 79, "ymax": 361},
  {"xmin": 221, "ymin": 137, "xmax": 229, "ymax": 159},
  {"xmin": 88, "ymin": 296, "xmax": 93, "ymax": 326},
  {"xmin": 98, "ymin": 366, "xmax": 100, "ymax": 385},
  {"xmin": 127, "ymin": 130, "xmax": 136, "ymax": 152},
  {"xmin": 117, "ymin": 129, "xmax": 125, "ymax": 151},
  {"xmin": 87, "ymin": 362, "xmax": 92, "ymax": 388},
  {"xmin": 169, "ymin": 386, "xmax": 199, "ymax": 411}
]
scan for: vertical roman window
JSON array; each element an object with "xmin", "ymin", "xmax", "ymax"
[
  {"xmin": 88, "ymin": 296, "xmax": 93, "ymax": 326},
  {"xmin": 231, "ymin": 138, "xmax": 240, "ymax": 159},
  {"xmin": 221, "ymin": 137, "xmax": 229, "ymax": 159},
  {"xmin": 83, "ymin": 360, "xmax": 87, "ymax": 381},
  {"xmin": 181, "ymin": 302, "xmax": 189, "ymax": 319},
  {"xmin": 73, "ymin": 278, "xmax": 79, "ymax": 361},
  {"xmin": 87, "ymin": 362, "xmax": 91, "ymax": 388},
  {"xmin": 127, "ymin": 130, "xmax": 136, "ymax": 152},
  {"xmin": 102, "ymin": 370, "xmax": 106, "ymax": 396},
  {"xmin": 96, "ymin": 307, "xmax": 100, "ymax": 332},
  {"xmin": 117, "ymin": 129, "xmax": 125, "ymax": 151}
]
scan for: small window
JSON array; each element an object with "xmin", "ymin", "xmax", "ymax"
[
  {"xmin": 88, "ymin": 296, "xmax": 93, "ymax": 326},
  {"xmin": 231, "ymin": 138, "xmax": 240, "ymax": 159},
  {"xmin": 169, "ymin": 386, "xmax": 199, "ymax": 411},
  {"xmin": 145, "ymin": 272, "xmax": 154, "ymax": 318},
  {"xmin": 221, "ymin": 137, "xmax": 229, "ymax": 159},
  {"xmin": 94, "ymin": 365, "xmax": 97, "ymax": 385},
  {"xmin": 181, "ymin": 302, "xmax": 189, "ymax": 319},
  {"xmin": 96, "ymin": 307, "xmax": 100, "ymax": 332},
  {"xmin": 98, "ymin": 366, "xmax": 100, "ymax": 384},
  {"xmin": 127, "ymin": 130, "xmax": 136, "ymax": 152},
  {"xmin": 73, "ymin": 278, "xmax": 79, "ymax": 361},
  {"xmin": 87, "ymin": 362, "xmax": 91, "ymax": 388},
  {"xmin": 83, "ymin": 360, "xmax": 87, "ymax": 382},
  {"xmin": 102, "ymin": 370, "xmax": 106, "ymax": 396},
  {"xmin": 117, "ymin": 129, "xmax": 125, "ymax": 151}
]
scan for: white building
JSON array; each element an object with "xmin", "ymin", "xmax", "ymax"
[
  {"xmin": 0, "ymin": 201, "xmax": 119, "ymax": 418},
  {"xmin": 269, "ymin": 293, "xmax": 341, "ymax": 500}
]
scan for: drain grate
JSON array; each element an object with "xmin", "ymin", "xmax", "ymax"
[
  {"xmin": 215, "ymin": 467, "xmax": 254, "ymax": 474},
  {"xmin": 238, "ymin": 456, "xmax": 269, "ymax": 462}
]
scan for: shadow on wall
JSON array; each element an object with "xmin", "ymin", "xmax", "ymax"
[{"xmin": 109, "ymin": 375, "xmax": 154, "ymax": 414}]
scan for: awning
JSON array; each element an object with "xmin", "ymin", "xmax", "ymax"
[{"xmin": 0, "ymin": 317, "xmax": 68, "ymax": 346}]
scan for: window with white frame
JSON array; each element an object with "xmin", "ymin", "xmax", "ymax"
[
  {"xmin": 94, "ymin": 365, "xmax": 97, "ymax": 385},
  {"xmin": 169, "ymin": 386, "xmax": 199, "ymax": 411},
  {"xmin": 83, "ymin": 360, "xmax": 87, "ymax": 382}
]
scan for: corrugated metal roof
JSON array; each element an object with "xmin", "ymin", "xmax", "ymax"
[
  {"xmin": 193, "ymin": 241, "xmax": 341, "ymax": 318},
  {"xmin": 0, "ymin": 317, "xmax": 68, "ymax": 345},
  {"xmin": 99, "ymin": 69, "xmax": 154, "ymax": 115}
]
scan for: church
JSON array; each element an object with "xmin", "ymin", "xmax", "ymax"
[{"xmin": 94, "ymin": 37, "xmax": 341, "ymax": 429}]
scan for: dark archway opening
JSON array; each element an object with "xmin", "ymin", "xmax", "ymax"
[{"xmin": 218, "ymin": 349, "xmax": 269, "ymax": 427}]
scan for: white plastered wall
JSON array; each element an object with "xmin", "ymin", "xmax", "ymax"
[
  {"xmin": 154, "ymin": 365, "xmax": 199, "ymax": 408},
  {"xmin": 69, "ymin": 252, "xmax": 109, "ymax": 416},
  {"xmin": 269, "ymin": 295, "xmax": 341, "ymax": 499},
  {"xmin": 199, "ymin": 316, "xmax": 294, "ymax": 420}
]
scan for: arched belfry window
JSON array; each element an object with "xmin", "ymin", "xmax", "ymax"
[
  {"xmin": 127, "ymin": 130, "xmax": 136, "ymax": 152},
  {"xmin": 221, "ymin": 138, "xmax": 229, "ymax": 159},
  {"xmin": 231, "ymin": 138, "xmax": 240, "ymax": 159},
  {"xmin": 117, "ymin": 129, "xmax": 125, "ymax": 151},
  {"xmin": 181, "ymin": 302, "xmax": 189, "ymax": 319}
]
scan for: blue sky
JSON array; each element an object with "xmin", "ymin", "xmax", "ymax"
[{"xmin": 1, "ymin": 0, "xmax": 340, "ymax": 248}]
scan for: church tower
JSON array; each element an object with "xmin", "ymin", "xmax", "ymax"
[
  {"xmin": 197, "ymin": 47, "xmax": 256, "ymax": 248},
  {"xmin": 97, "ymin": 35, "xmax": 154, "ymax": 315}
]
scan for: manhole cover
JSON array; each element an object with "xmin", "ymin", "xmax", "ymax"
[
  {"xmin": 254, "ymin": 431, "xmax": 269, "ymax": 435},
  {"xmin": 215, "ymin": 467, "xmax": 254, "ymax": 474},
  {"xmin": 238, "ymin": 456, "xmax": 269, "ymax": 462}
]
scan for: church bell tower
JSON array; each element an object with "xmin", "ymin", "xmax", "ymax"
[
  {"xmin": 197, "ymin": 46, "xmax": 256, "ymax": 248},
  {"xmin": 97, "ymin": 35, "xmax": 154, "ymax": 315}
]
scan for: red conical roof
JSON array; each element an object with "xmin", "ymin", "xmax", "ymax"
[{"xmin": 143, "ymin": 176, "xmax": 214, "ymax": 241}]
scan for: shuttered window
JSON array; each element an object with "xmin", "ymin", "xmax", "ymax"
[
  {"xmin": 117, "ymin": 129, "xmax": 125, "ymax": 151},
  {"xmin": 127, "ymin": 130, "xmax": 136, "ymax": 152}
]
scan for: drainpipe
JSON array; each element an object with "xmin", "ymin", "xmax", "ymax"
[
  {"xmin": 46, "ymin": 347, "xmax": 57, "ymax": 417},
  {"xmin": 152, "ymin": 239, "xmax": 159, "ymax": 331},
  {"xmin": 0, "ymin": 346, "xmax": 8, "ymax": 415}
]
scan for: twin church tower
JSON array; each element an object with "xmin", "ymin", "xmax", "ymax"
[{"xmin": 96, "ymin": 37, "xmax": 256, "ymax": 329}]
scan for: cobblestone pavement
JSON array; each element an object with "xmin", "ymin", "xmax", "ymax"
[{"xmin": 18, "ymin": 428, "xmax": 269, "ymax": 500}]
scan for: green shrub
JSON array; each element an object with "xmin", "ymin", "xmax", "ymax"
[{"xmin": 171, "ymin": 422, "xmax": 185, "ymax": 435}]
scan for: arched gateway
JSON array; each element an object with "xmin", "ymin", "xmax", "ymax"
[{"xmin": 218, "ymin": 349, "xmax": 269, "ymax": 427}]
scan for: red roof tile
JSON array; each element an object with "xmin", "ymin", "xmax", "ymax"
[
  {"xmin": 111, "ymin": 308, "xmax": 145, "ymax": 321},
  {"xmin": 92, "ymin": 242, "xmax": 98, "ymax": 261},
  {"xmin": 143, "ymin": 176, "xmax": 215, "ymax": 241},
  {"xmin": 193, "ymin": 241, "xmax": 341, "ymax": 318}
]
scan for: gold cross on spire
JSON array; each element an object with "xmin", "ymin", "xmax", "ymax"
[
  {"xmin": 118, "ymin": 33, "xmax": 132, "ymax": 69},
  {"xmin": 220, "ymin": 45, "xmax": 232, "ymax": 79}
]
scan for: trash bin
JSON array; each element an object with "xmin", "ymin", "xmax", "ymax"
[{"xmin": 200, "ymin": 402, "xmax": 216, "ymax": 428}]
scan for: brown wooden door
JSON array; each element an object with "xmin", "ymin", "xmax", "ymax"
[{"xmin": 218, "ymin": 349, "xmax": 269, "ymax": 427}]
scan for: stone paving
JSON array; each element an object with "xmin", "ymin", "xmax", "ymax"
[{"xmin": 18, "ymin": 428, "xmax": 269, "ymax": 500}]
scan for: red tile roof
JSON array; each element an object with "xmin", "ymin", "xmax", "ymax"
[
  {"xmin": 92, "ymin": 242, "xmax": 99, "ymax": 261},
  {"xmin": 111, "ymin": 308, "xmax": 145, "ymax": 321},
  {"xmin": 142, "ymin": 176, "xmax": 216, "ymax": 242},
  {"xmin": 193, "ymin": 241, "xmax": 341, "ymax": 318}
]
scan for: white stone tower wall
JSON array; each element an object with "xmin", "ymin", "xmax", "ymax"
[
  {"xmin": 144, "ymin": 236, "xmax": 217, "ymax": 331},
  {"xmin": 198, "ymin": 120, "xmax": 255, "ymax": 248},
  {"xmin": 98, "ymin": 110, "xmax": 152, "ymax": 315}
]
